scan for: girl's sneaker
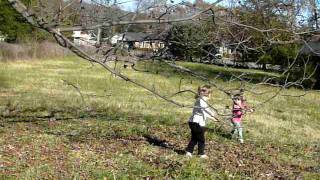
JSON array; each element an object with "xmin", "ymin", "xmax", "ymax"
[
  {"xmin": 239, "ymin": 139, "xmax": 244, "ymax": 144},
  {"xmin": 186, "ymin": 152, "xmax": 192, "ymax": 157},
  {"xmin": 200, "ymin": 154, "xmax": 208, "ymax": 159}
]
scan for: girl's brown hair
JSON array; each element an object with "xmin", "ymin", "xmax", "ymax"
[{"xmin": 196, "ymin": 85, "xmax": 212, "ymax": 98}]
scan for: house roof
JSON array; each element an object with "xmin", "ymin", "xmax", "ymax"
[
  {"xmin": 301, "ymin": 34, "xmax": 320, "ymax": 57},
  {"xmin": 121, "ymin": 32, "xmax": 166, "ymax": 42},
  {"xmin": 145, "ymin": 32, "xmax": 167, "ymax": 41},
  {"xmin": 123, "ymin": 32, "xmax": 148, "ymax": 41}
]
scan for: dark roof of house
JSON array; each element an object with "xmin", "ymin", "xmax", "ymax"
[
  {"xmin": 122, "ymin": 32, "xmax": 166, "ymax": 42},
  {"xmin": 301, "ymin": 42, "xmax": 320, "ymax": 56},
  {"xmin": 301, "ymin": 34, "xmax": 320, "ymax": 56},
  {"xmin": 122, "ymin": 32, "xmax": 148, "ymax": 41}
]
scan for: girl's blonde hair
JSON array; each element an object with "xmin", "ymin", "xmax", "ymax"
[{"xmin": 196, "ymin": 85, "xmax": 212, "ymax": 98}]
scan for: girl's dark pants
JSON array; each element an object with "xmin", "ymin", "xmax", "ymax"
[{"xmin": 186, "ymin": 122, "xmax": 205, "ymax": 155}]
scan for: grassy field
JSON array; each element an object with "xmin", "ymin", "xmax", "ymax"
[{"xmin": 0, "ymin": 56, "xmax": 319, "ymax": 179}]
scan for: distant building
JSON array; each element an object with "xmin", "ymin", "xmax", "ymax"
[
  {"xmin": 301, "ymin": 33, "xmax": 320, "ymax": 56},
  {"xmin": 0, "ymin": 32, "xmax": 6, "ymax": 42},
  {"xmin": 218, "ymin": 46, "xmax": 232, "ymax": 56},
  {"xmin": 110, "ymin": 32, "xmax": 165, "ymax": 51},
  {"xmin": 300, "ymin": 32, "xmax": 320, "ymax": 89},
  {"xmin": 72, "ymin": 31, "xmax": 96, "ymax": 46}
]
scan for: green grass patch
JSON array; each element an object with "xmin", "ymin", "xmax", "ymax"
[{"xmin": 0, "ymin": 57, "xmax": 319, "ymax": 179}]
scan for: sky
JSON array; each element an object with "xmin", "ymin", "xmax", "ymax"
[{"xmin": 118, "ymin": 0, "xmax": 223, "ymax": 11}]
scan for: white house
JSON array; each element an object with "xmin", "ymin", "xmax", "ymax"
[
  {"xmin": 0, "ymin": 32, "xmax": 6, "ymax": 42},
  {"xmin": 72, "ymin": 31, "xmax": 96, "ymax": 46},
  {"xmin": 110, "ymin": 34, "xmax": 124, "ymax": 45},
  {"xmin": 218, "ymin": 46, "xmax": 232, "ymax": 56},
  {"xmin": 110, "ymin": 32, "xmax": 165, "ymax": 51}
]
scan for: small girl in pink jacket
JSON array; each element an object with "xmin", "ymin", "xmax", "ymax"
[{"xmin": 231, "ymin": 95, "xmax": 253, "ymax": 144}]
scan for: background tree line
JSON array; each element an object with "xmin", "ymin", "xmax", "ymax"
[
  {"xmin": 1, "ymin": 0, "xmax": 319, "ymax": 88},
  {"xmin": 165, "ymin": 0, "xmax": 319, "ymax": 88}
]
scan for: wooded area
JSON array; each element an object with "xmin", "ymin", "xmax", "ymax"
[
  {"xmin": 0, "ymin": 0, "xmax": 319, "ymax": 179},
  {"xmin": 2, "ymin": 0, "xmax": 320, "ymax": 89}
]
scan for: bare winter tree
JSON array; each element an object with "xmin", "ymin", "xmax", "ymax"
[{"xmin": 7, "ymin": 0, "xmax": 320, "ymax": 123}]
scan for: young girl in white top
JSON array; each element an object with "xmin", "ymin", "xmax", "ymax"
[{"xmin": 185, "ymin": 85, "xmax": 218, "ymax": 158}]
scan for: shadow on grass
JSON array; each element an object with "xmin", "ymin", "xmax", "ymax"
[
  {"xmin": 1, "ymin": 105, "xmax": 186, "ymax": 145},
  {"xmin": 144, "ymin": 134, "xmax": 186, "ymax": 155},
  {"xmin": 1, "ymin": 105, "xmax": 150, "ymax": 123},
  {"xmin": 2, "ymin": 105, "xmax": 235, "ymax": 154},
  {"xmin": 136, "ymin": 61, "xmax": 280, "ymax": 84}
]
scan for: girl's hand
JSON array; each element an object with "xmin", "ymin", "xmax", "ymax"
[
  {"xmin": 246, "ymin": 108, "xmax": 254, "ymax": 113},
  {"xmin": 211, "ymin": 117, "xmax": 218, "ymax": 122},
  {"xmin": 209, "ymin": 116, "xmax": 219, "ymax": 122},
  {"xmin": 213, "ymin": 119, "xmax": 219, "ymax": 122}
]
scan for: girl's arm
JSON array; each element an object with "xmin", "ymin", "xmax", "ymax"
[
  {"xmin": 241, "ymin": 100, "xmax": 254, "ymax": 112},
  {"xmin": 237, "ymin": 100, "xmax": 254, "ymax": 113},
  {"xmin": 234, "ymin": 100, "xmax": 244, "ymax": 109},
  {"xmin": 239, "ymin": 96, "xmax": 255, "ymax": 112},
  {"xmin": 207, "ymin": 114, "xmax": 219, "ymax": 121},
  {"xmin": 200, "ymin": 98, "xmax": 219, "ymax": 122}
]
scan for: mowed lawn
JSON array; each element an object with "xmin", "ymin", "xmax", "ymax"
[{"xmin": 0, "ymin": 56, "xmax": 319, "ymax": 179}]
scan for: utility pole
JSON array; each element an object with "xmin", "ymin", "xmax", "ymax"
[{"xmin": 97, "ymin": 27, "xmax": 102, "ymax": 46}]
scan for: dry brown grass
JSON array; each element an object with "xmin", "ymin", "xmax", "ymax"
[{"xmin": 0, "ymin": 41, "xmax": 71, "ymax": 61}]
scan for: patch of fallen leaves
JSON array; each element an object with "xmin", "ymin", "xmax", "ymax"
[{"xmin": 0, "ymin": 121, "xmax": 318, "ymax": 179}]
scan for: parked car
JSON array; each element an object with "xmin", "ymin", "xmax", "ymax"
[{"xmin": 214, "ymin": 53, "xmax": 223, "ymax": 59}]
